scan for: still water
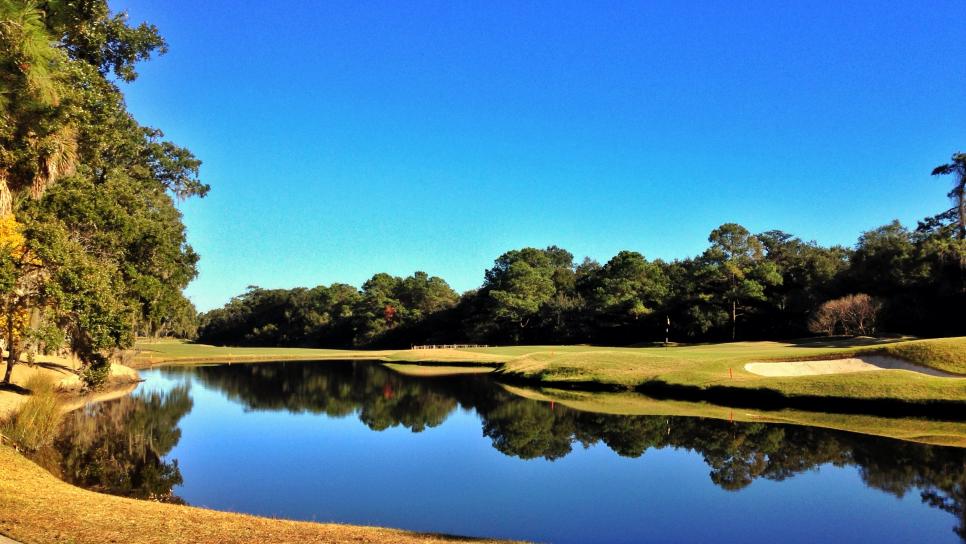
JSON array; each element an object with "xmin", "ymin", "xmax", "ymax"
[{"xmin": 43, "ymin": 361, "xmax": 966, "ymax": 543}]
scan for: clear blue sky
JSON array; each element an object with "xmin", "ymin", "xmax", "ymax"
[{"xmin": 111, "ymin": 1, "xmax": 965, "ymax": 311}]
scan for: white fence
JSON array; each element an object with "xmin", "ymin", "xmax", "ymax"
[{"xmin": 411, "ymin": 344, "xmax": 489, "ymax": 350}]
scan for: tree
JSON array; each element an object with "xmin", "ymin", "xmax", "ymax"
[
  {"xmin": 756, "ymin": 230, "xmax": 849, "ymax": 337},
  {"xmin": 701, "ymin": 223, "xmax": 782, "ymax": 340},
  {"xmin": 484, "ymin": 248, "xmax": 559, "ymax": 334},
  {"xmin": 932, "ymin": 152, "xmax": 966, "ymax": 239},
  {"xmin": 0, "ymin": 0, "xmax": 76, "ymax": 215},
  {"xmin": 808, "ymin": 294, "xmax": 882, "ymax": 336},
  {"xmin": 583, "ymin": 251, "xmax": 669, "ymax": 340},
  {"xmin": 0, "ymin": 214, "xmax": 40, "ymax": 383},
  {"xmin": 1, "ymin": 1, "xmax": 204, "ymax": 385}
]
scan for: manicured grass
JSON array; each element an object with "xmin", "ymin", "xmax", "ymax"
[
  {"xmin": 382, "ymin": 363, "xmax": 496, "ymax": 377},
  {"xmin": 130, "ymin": 338, "xmax": 397, "ymax": 368},
  {"xmin": 876, "ymin": 337, "xmax": 966, "ymax": 375},
  {"xmin": 0, "ymin": 444, "xmax": 518, "ymax": 544},
  {"xmin": 485, "ymin": 338, "xmax": 966, "ymax": 404},
  {"xmin": 133, "ymin": 337, "xmax": 966, "ymax": 405}
]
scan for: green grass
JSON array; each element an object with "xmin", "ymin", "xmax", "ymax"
[
  {"xmin": 133, "ymin": 336, "xmax": 966, "ymax": 404},
  {"xmin": 876, "ymin": 337, "xmax": 966, "ymax": 374},
  {"xmin": 501, "ymin": 384, "xmax": 966, "ymax": 447},
  {"xmin": 130, "ymin": 338, "xmax": 396, "ymax": 367},
  {"xmin": 484, "ymin": 338, "xmax": 966, "ymax": 403}
]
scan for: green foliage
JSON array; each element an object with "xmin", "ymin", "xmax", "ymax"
[
  {"xmin": 44, "ymin": 0, "xmax": 168, "ymax": 83},
  {"xmin": 701, "ymin": 223, "xmax": 782, "ymax": 339},
  {"xmin": 200, "ymin": 210, "xmax": 966, "ymax": 347},
  {"xmin": 79, "ymin": 354, "xmax": 110, "ymax": 389},
  {"xmin": 931, "ymin": 152, "xmax": 966, "ymax": 239},
  {"xmin": 588, "ymin": 250, "xmax": 669, "ymax": 323},
  {"xmin": 0, "ymin": 0, "xmax": 204, "ymax": 380},
  {"xmin": 198, "ymin": 272, "xmax": 459, "ymax": 348},
  {"xmin": 488, "ymin": 253, "xmax": 556, "ymax": 324}
]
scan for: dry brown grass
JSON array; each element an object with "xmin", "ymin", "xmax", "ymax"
[
  {"xmin": 1, "ymin": 375, "xmax": 62, "ymax": 452},
  {"xmin": 0, "ymin": 445, "xmax": 520, "ymax": 544}
]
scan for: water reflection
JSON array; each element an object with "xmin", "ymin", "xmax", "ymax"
[
  {"xmin": 37, "ymin": 385, "xmax": 193, "ymax": 503},
  {"xmin": 49, "ymin": 361, "xmax": 966, "ymax": 540}
]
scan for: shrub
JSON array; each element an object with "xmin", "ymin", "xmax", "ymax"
[
  {"xmin": 808, "ymin": 294, "xmax": 883, "ymax": 336},
  {"xmin": 1, "ymin": 375, "xmax": 63, "ymax": 451},
  {"xmin": 80, "ymin": 360, "xmax": 111, "ymax": 390}
]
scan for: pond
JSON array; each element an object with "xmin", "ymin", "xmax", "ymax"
[{"xmin": 41, "ymin": 361, "xmax": 966, "ymax": 543}]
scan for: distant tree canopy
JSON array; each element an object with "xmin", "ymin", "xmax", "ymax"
[
  {"xmin": 1, "ymin": 1, "xmax": 205, "ymax": 385},
  {"xmin": 199, "ymin": 171, "xmax": 966, "ymax": 347}
]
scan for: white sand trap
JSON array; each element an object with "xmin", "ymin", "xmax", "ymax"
[{"xmin": 744, "ymin": 355, "xmax": 962, "ymax": 378}]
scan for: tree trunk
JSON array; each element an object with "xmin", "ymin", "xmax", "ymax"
[
  {"xmin": 957, "ymin": 184, "xmax": 966, "ymax": 240},
  {"xmin": 3, "ymin": 311, "xmax": 15, "ymax": 385},
  {"xmin": 0, "ymin": 172, "xmax": 12, "ymax": 218},
  {"xmin": 731, "ymin": 299, "xmax": 737, "ymax": 341},
  {"xmin": 2, "ymin": 349, "xmax": 14, "ymax": 384}
]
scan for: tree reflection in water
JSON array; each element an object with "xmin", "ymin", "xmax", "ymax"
[
  {"xmin": 38, "ymin": 385, "xmax": 193, "ymax": 504},
  {"xmin": 49, "ymin": 362, "xmax": 966, "ymax": 540}
]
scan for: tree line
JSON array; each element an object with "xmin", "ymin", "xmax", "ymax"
[{"xmin": 199, "ymin": 174, "xmax": 966, "ymax": 347}]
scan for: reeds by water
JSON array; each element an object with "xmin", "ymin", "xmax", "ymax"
[{"xmin": 2, "ymin": 374, "xmax": 63, "ymax": 451}]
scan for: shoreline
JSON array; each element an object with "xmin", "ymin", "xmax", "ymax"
[
  {"xmin": 2, "ymin": 337, "xmax": 964, "ymax": 543},
  {"xmin": 0, "ymin": 445, "xmax": 519, "ymax": 544},
  {"xmin": 127, "ymin": 337, "xmax": 966, "ymax": 413}
]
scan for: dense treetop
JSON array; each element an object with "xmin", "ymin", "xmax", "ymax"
[{"xmin": 1, "ymin": 0, "xmax": 206, "ymax": 385}]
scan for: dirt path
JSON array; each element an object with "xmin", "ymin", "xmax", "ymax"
[{"xmin": 744, "ymin": 355, "xmax": 961, "ymax": 378}]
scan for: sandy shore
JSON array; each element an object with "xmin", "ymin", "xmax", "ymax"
[
  {"xmin": 744, "ymin": 355, "xmax": 962, "ymax": 378},
  {"xmin": 0, "ymin": 357, "xmax": 140, "ymax": 418}
]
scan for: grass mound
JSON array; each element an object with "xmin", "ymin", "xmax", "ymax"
[{"xmin": 874, "ymin": 337, "xmax": 966, "ymax": 375}]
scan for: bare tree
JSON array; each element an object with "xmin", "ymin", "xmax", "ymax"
[{"xmin": 808, "ymin": 294, "xmax": 883, "ymax": 337}]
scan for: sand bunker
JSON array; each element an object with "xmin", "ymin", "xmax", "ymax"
[{"xmin": 744, "ymin": 355, "xmax": 961, "ymax": 378}]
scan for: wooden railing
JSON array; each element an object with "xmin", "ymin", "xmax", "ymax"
[{"xmin": 411, "ymin": 344, "xmax": 489, "ymax": 350}]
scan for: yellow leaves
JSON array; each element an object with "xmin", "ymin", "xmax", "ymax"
[
  {"xmin": 0, "ymin": 213, "xmax": 27, "ymax": 252},
  {"xmin": 0, "ymin": 305, "xmax": 29, "ymax": 341},
  {"xmin": 0, "ymin": 213, "xmax": 38, "ymax": 265}
]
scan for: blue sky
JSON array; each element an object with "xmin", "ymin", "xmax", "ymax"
[{"xmin": 111, "ymin": 1, "xmax": 965, "ymax": 311}]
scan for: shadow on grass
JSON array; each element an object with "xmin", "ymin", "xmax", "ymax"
[
  {"xmin": 0, "ymin": 382, "xmax": 30, "ymax": 395},
  {"xmin": 26, "ymin": 362, "xmax": 78, "ymax": 375},
  {"xmin": 636, "ymin": 380, "xmax": 966, "ymax": 420},
  {"xmin": 783, "ymin": 336, "xmax": 907, "ymax": 348}
]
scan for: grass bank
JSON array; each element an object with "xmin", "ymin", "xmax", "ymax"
[
  {"xmin": 134, "ymin": 336, "xmax": 966, "ymax": 406},
  {"xmin": 0, "ymin": 445, "xmax": 517, "ymax": 544},
  {"xmin": 0, "ymin": 356, "xmax": 140, "ymax": 419},
  {"xmin": 502, "ymin": 384, "xmax": 966, "ymax": 447}
]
